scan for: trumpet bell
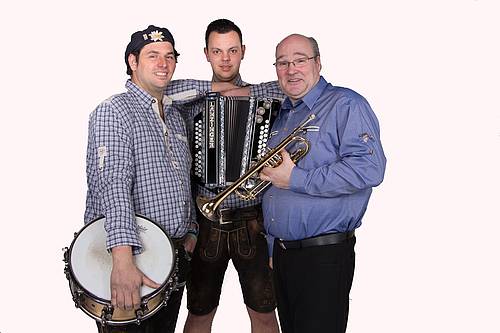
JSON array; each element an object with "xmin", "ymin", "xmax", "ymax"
[{"xmin": 196, "ymin": 195, "xmax": 219, "ymax": 221}]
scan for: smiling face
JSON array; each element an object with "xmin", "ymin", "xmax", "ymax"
[
  {"xmin": 275, "ymin": 35, "xmax": 321, "ymax": 103},
  {"xmin": 129, "ymin": 41, "xmax": 176, "ymax": 99},
  {"xmin": 204, "ymin": 30, "xmax": 245, "ymax": 83}
]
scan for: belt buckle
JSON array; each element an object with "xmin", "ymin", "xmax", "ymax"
[
  {"xmin": 218, "ymin": 208, "xmax": 233, "ymax": 225},
  {"xmin": 278, "ymin": 239, "xmax": 286, "ymax": 250}
]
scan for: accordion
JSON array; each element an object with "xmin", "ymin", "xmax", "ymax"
[{"xmin": 193, "ymin": 92, "xmax": 281, "ymax": 188}]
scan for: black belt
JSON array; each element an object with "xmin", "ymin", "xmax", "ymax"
[
  {"xmin": 217, "ymin": 205, "xmax": 260, "ymax": 225},
  {"xmin": 277, "ymin": 231, "xmax": 355, "ymax": 250}
]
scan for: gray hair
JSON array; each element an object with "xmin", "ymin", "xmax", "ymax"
[{"xmin": 308, "ymin": 37, "xmax": 320, "ymax": 57}]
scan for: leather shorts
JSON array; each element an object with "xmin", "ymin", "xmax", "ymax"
[{"xmin": 186, "ymin": 205, "xmax": 276, "ymax": 315}]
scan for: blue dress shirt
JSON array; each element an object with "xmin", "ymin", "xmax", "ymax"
[{"xmin": 263, "ymin": 76, "xmax": 386, "ymax": 254}]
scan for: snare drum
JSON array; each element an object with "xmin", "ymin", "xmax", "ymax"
[{"xmin": 63, "ymin": 215, "xmax": 177, "ymax": 326}]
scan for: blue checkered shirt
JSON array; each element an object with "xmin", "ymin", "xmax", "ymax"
[
  {"xmin": 85, "ymin": 80, "xmax": 194, "ymax": 252},
  {"xmin": 165, "ymin": 77, "xmax": 284, "ymax": 209}
]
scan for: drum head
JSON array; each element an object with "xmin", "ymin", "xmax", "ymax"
[{"xmin": 69, "ymin": 216, "xmax": 174, "ymax": 301}]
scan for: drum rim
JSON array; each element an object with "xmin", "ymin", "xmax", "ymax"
[{"xmin": 67, "ymin": 214, "xmax": 176, "ymax": 304}]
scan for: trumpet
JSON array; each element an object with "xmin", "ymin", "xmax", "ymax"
[{"xmin": 196, "ymin": 114, "xmax": 316, "ymax": 221}]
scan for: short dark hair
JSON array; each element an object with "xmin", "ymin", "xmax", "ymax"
[
  {"xmin": 205, "ymin": 19, "xmax": 243, "ymax": 48},
  {"xmin": 126, "ymin": 51, "xmax": 140, "ymax": 76}
]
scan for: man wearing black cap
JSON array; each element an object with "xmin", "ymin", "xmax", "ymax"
[{"xmin": 85, "ymin": 25, "xmax": 198, "ymax": 333}]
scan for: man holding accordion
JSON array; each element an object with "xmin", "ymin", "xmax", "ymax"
[{"xmin": 166, "ymin": 19, "xmax": 283, "ymax": 333}]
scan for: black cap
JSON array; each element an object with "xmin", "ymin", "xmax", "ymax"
[{"xmin": 125, "ymin": 25, "xmax": 180, "ymax": 75}]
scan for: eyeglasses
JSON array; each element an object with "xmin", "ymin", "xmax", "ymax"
[{"xmin": 273, "ymin": 56, "xmax": 317, "ymax": 71}]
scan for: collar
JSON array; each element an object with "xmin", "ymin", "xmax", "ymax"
[
  {"xmin": 281, "ymin": 76, "xmax": 328, "ymax": 111},
  {"xmin": 211, "ymin": 73, "xmax": 248, "ymax": 87},
  {"xmin": 125, "ymin": 79, "xmax": 171, "ymax": 108}
]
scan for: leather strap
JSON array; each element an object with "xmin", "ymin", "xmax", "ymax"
[{"xmin": 277, "ymin": 231, "xmax": 355, "ymax": 250}]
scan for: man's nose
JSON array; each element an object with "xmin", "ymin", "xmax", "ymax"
[
  {"xmin": 157, "ymin": 57, "xmax": 167, "ymax": 67},
  {"xmin": 286, "ymin": 62, "xmax": 298, "ymax": 74}
]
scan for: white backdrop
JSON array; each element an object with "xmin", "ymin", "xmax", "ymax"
[{"xmin": 0, "ymin": 0, "xmax": 499, "ymax": 332}]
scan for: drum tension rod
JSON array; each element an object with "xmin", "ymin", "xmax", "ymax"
[{"xmin": 100, "ymin": 305, "xmax": 113, "ymax": 325}]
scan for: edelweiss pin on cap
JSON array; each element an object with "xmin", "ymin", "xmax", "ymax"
[{"xmin": 125, "ymin": 25, "xmax": 180, "ymax": 74}]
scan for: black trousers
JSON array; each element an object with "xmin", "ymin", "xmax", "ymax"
[
  {"xmin": 272, "ymin": 236, "xmax": 356, "ymax": 333},
  {"xmin": 97, "ymin": 247, "xmax": 190, "ymax": 333}
]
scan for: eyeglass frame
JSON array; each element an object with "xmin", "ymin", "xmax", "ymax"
[{"xmin": 273, "ymin": 55, "xmax": 318, "ymax": 70}]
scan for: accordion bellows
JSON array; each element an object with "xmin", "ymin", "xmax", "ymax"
[{"xmin": 193, "ymin": 92, "xmax": 281, "ymax": 188}]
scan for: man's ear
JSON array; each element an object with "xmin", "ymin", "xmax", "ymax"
[
  {"xmin": 316, "ymin": 55, "xmax": 322, "ymax": 71},
  {"xmin": 241, "ymin": 44, "xmax": 246, "ymax": 60},
  {"xmin": 128, "ymin": 53, "xmax": 138, "ymax": 71},
  {"xmin": 204, "ymin": 47, "xmax": 210, "ymax": 62}
]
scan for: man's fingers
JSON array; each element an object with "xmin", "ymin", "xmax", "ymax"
[
  {"xmin": 115, "ymin": 289, "xmax": 125, "ymax": 310},
  {"xmin": 111, "ymin": 288, "xmax": 118, "ymax": 308},
  {"xmin": 280, "ymin": 149, "xmax": 290, "ymax": 159},
  {"xmin": 124, "ymin": 290, "xmax": 134, "ymax": 311},
  {"xmin": 184, "ymin": 235, "xmax": 197, "ymax": 254},
  {"xmin": 260, "ymin": 167, "xmax": 272, "ymax": 181},
  {"xmin": 132, "ymin": 288, "xmax": 142, "ymax": 310},
  {"xmin": 280, "ymin": 149, "xmax": 294, "ymax": 165},
  {"xmin": 143, "ymin": 274, "xmax": 161, "ymax": 289}
]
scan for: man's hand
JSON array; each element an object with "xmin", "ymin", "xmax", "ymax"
[
  {"xmin": 111, "ymin": 246, "xmax": 161, "ymax": 311},
  {"xmin": 259, "ymin": 150, "xmax": 295, "ymax": 189},
  {"xmin": 221, "ymin": 86, "xmax": 250, "ymax": 97},
  {"xmin": 210, "ymin": 82, "xmax": 251, "ymax": 97},
  {"xmin": 269, "ymin": 257, "xmax": 273, "ymax": 270},
  {"xmin": 211, "ymin": 82, "xmax": 238, "ymax": 93},
  {"xmin": 184, "ymin": 233, "xmax": 197, "ymax": 255}
]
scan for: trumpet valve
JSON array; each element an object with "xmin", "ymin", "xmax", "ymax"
[{"xmin": 269, "ymin": 154, "xmax": 283, "ymax": 167}]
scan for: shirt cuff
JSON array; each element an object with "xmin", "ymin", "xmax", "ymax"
[
  {"xmin": 106, "ymin": 228, "xmax": 143, "ymax": 255},
  {"xmin": 187, "ymin": 221, "xmax": 199, "ymax": 236},
  {"xmin": 266, "ymin": 234, "xmax": 275, "ymax": 256},
  {"xmin": 289, "ymin": 166, "xmax": 308, "ymax": 194}
]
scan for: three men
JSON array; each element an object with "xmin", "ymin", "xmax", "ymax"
[{"xmin": 83, "ymin": 23, "xmax": 385, "ymax": 333}]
